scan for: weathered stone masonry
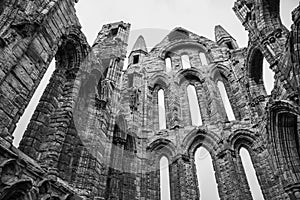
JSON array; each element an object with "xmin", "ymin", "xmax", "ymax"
[{"xmin": 0, "ymin": 0, "xmax": 300, "ymax": 200}]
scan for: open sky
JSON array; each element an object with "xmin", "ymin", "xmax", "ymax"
[{"xmin": 13, "ymin": 0, "xmax": 299, "ymax": 199}]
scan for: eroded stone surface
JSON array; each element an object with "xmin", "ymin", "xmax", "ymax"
[{"xmin": 0, "ymin": 0, "xmax": 300, "ymax": 200}]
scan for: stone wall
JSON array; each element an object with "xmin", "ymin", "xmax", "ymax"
[{"xmin": 0, "ymin": 0, "xmax": 300, "ymax": 200}]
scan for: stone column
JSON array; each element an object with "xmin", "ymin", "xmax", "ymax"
[
  {"xmin": 167, "ymin": 82, "xmax": 182, "ymax": 129},
  {"xmin": 214, "ymin": 149, "xmax": 250, "ymax": 200},
  {"xmin": 106, "ymin": 141, "xmax": 125, "ymax": 200},
  {"xmin": 194, "ymin": 81, "xmax": 210, "ymax": 123},
  {"xmin": 248, "ymin": 79, "xmax": 267, "ymax": 119},
  {"xmin": 140, "ymin": 156, "xmax": 160, "ymax": 200},
  {"xmin": 170, "ymin": 154, "xmax": 199, "ymax": 200},
  {"xmin": 38, "ymin": 72, "xmax": 79, "ymax": 179}
]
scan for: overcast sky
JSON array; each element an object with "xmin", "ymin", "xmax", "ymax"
[
  {"xmin": 75, "ymin": 0, "xmax": 298, "ymax": 48},
  {"xmin": 13, "ymin": 1, "xmax": 299, "ymax": 199}
]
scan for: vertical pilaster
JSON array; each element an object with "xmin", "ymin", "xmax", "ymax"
[
  {"xmin": 215, "ymin": 149, "xmax": 249, "ymax": 200},
  {"xmin": 170, "ymin": 154, "xmax": 199, "ymax": 200}
]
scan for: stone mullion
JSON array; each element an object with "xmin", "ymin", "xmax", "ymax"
[
  {"xmin": 179, "ymin": 85, "xmax": 187, "ymax": 127},
  {"xmin": 249, "ymin": 79, "xmax": 266, "ymax": 117},
  {"xmin": 153, "ymin": 89, "xmax": 159, "ymax": 130},
  {"xmin": 142, "ymin": 81, "xmax": 148, "ymax": 128},
  {"xmin": 145, "ymin": 86, "xmax": 152, "ymax": 129},
  {"xmin": 181, "ymin": 84, "xmax": 192, "ymax": 127},
  {"xmin": 165, "ymin": 85, "xmax": 171, "ymax": 129},
  {"xmin": 215, "ymin": 150, "xmax": 249, "ymax": 200},
  {"xmin": 167, "ymin": 82, "xmax": 181, "ymax": 128},
  {"xmin": 195, "ymin": 83, "xmax": 209, "ymax": 124},
  {"xmin": 206, "ymin": 79, "xmax": 223, "ymax": 122},
  {"xmin": 223, "ymin": 77, "xmax": 241, "ymax": 120},
  {"xmin": 131, "ymin": 90, "xmax": 141, "ymax": 131}
]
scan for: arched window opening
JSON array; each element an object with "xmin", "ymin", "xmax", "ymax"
[
  {"xmin": 158, "ymin": 89, "xmax": 166, "ymax": 129},
  {"xmin": 133, "ymin": 55, "xmax": 139, "ymax": 64},
  {"xmin": 199, "ymin": 52, "xmax": 208, "ymax": 65},
  {"xmin": 226, "ymin": 42, "xmax": 234, "ymax": 50},
  {"xmin": 217, "ymin": 81, "xmax": 235, "ymax": 121},
  {"xmin": 278, "ymin": 113, "xmax": 300, "ymax": 172},
  {"xmin": 181, "ymin": 54, "xmax": 191, "ymax": 69},
  {"xmin": 249, "ymin": 49, "xmax": 274, "ymax": 96},
  {"xmin": 165, "ymin": 57, "xmax": 172, "ymax": 72},
  {"xmin": 240, "ymin": 148, "xmax": 265, "ymax": 200},
  {"xmin": 13, "ymin": 59, "xmax": 55, "ymax": 147},
  {"xmin": 187, "ymin": 85, "xmax": 202, "ymax": 126},
  {"xmin": 195, "ymin": 147, "xmax": 220, "ymax": 200},
  {"xmin": 262, "ymin": 58, "xmax": 274, "ymax": 95},
  {"xmin": 160, "ymin": 156, "xmax": 171, "ymax": 200}
]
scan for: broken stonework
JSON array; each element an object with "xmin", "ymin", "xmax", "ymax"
[{"xmin": 0, "ymin": 0, "xmax": 300, "ymax": 199}]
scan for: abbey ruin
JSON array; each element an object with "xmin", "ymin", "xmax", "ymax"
[{"xmin": 0, "ymin": 0, "xmax": 299, "ymax": 199}]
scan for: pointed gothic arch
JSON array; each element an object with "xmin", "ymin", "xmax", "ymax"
[
  {"xmin": 150, "ymin": 76, "xmax": 169, "ymax": 130},
  {"xmin": 268, "ymin": 101, "xmax": 300, "ymax": 189},
  {"xmin": 147, "ymin": 138, "xmax": 176, "ymax": 200},
  {"xmin": 230, "ymin": 130, "xmax": 266, "ymax": 200},
  {"xmin": 18, "ymin": 28, "xmax": 90, "ymax": 160},
  {"xmin": 183, "ymin": 129, "xmax": 220, "ymax": 156},
  {"xmin": 248, "ymin": 47, "xmax": 275, "ymax": 97},
  {"xmin": 147, "ymin": 138, "xmax": 177, "ymax": 158}
]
